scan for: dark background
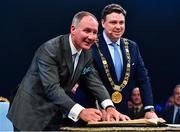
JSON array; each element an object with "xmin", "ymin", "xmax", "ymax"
[{"xmin": 1, "ymin": 0, "xmax": 180, "ymax": 106}]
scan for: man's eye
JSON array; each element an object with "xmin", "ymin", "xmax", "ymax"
[
  {"xmin": 84, "ymin": 29, "xmax": 90, "ymax": 33},
  {"xmin": 93, "ymin": 31, "xmax": 97, "ymax": 35},
  {"xmin": 119, "ymin": 21, "xmax": 125, "ymax": 25},
  {"xmin": 110, "ymin": 21, "xmax": 117, "ymax": 24}
]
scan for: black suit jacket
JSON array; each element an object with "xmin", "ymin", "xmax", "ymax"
[
  {"xmin": 7, "ymin": 34, "xmax": 110, "ymax": 130},
  {"xmin": 162, "ymin": 106, "xmax": 175, "ymax": 124},
  {"xmin": 128, "ymin": 106, "xmax": 145, "ymax": 119},
  {"xmin": 91, "ymin": 34, "xmax": 153, "ymax": 114}
]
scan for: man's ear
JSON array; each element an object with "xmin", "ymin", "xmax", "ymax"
[
  {"xmin": 101, "ymin": 19, "xmax": 105, "ymax": 28},
  {"xmin": 70, "ymin": 25, "xmax": 76, "ymax": 34}
]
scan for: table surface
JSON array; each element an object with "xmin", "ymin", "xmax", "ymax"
[{"xmin": 60, "ymin": 126, "xmax": 180, "ymax": 131}]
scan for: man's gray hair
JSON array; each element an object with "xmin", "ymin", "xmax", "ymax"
[{"xmin": 72, "ymin": 11, "xmax": 98, "ymax": 27}]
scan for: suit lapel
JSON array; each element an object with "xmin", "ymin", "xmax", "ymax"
[
  {"xmin": 119, "ymin": 38, "xmax": 128, "ymax": 83},
  {"xmin": 71, "ymin": 51, "xmax": 85, "ymax": 84},
  {"xmin": 63, "ymin": 34, "xmax": 74, "ymax": 76},
  {"xmin": 170, "ymin": 106, "xmax": 175, "ymax": 123},
  {"xmin": 99, "ymin": 35, "xmax": 117, "ymax": 82}
]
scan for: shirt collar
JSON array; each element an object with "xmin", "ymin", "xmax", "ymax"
[
  {"xmin": 174, "ymin": 105, "xmax": 180, "ymax": 110},
  {"xmin": 69, "ymin": 34, "xmax": 82, "ymax": 56},
  {"xmin": 103, "ymin": 30, "xmax": 121, "ymax": 46},
  {"xmin": 134, "ymin": 104, "xmax": 143, "ymax": 110}
]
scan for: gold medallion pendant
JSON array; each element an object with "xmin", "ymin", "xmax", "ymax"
[{"xmin": 111, "ymin": 91, "xmax": 122, "ymax": 103}]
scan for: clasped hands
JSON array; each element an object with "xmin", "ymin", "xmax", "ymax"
[{"xmin": 79, "ymin": 107, "xmax": 130, "ymax": 123}]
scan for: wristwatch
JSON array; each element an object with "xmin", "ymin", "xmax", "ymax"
[{"xmin": 144, "ymin": 108, "xmax": 155, "ymax": 113}]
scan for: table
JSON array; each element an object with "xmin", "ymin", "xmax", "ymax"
[{"xmin": 60, "ymin": 126, "xmax": 180, "ymax": 131}]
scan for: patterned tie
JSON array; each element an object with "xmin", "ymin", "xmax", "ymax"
[
  {"xmin": 72, "ymin": 53, "xmax": 79, "ymax": 77},
  {"xmin": 174, "ymin": 108, "xmax": 180, "ymax": 124},
  {"xmin": 111, "ymin": 43, "xmax": 122, "ymax": 81}
]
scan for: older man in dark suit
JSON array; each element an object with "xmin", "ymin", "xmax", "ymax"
[
  {"xmin": 7, "ymin": 11, "xmax": 129, "ymax": 131},
  {"xmin": 162, "ymin": 84, "xmax": 180, "ymax": 124}
]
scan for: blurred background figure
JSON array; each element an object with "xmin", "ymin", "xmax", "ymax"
[
  {"xmin": 128, "ymin": 87, "xmax": 145, "ymax": 119},
  {"xmin": 128, "ymin": 100, "xmax": 134, "ymax": 109},
  {"xmin": 162, "ymin": 84, "xmax": 180, "ymax": 124},
  {"xmin": 165, "ymin": 95, "xmax": 175, "ymax": 110}
]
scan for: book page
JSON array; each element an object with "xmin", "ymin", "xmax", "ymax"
[{"xmin": 87, "ymin": 118, "xmax": 166, "ymax": 127}]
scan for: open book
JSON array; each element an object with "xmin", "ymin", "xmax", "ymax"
[{"xmin": 87, "ymin": 118, "xmax": 166, "ymax": 127}]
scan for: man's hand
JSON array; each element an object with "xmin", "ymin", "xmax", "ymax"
[
  {"xmin": 79, "ymin": 108, "xmax": 102, "ymax": 122},
  {"xmin": 105, "ymin": 107, "xmax": 130, "ymax": 121},
  {"xmin": 71, "ymin": 83, "xmax": 79, "ymax": 94},
  {"xmin": 144, "ymin": 111, "xmax": 158, "ymax": 119}
]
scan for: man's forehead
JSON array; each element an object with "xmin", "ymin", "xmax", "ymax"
[
  {"xmin": 80, "ymin": 16, "xmax": 98, "ymax": 23},
  {"xmin": 175, "ymin": 87, "xmax": 180, "ymax": 92},
  {"xmin": 77, "ymin": 16, "xmax": 98, "ymax": 30}
]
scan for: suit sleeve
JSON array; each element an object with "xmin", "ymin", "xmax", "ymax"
[{"xmin": 134, "ymin": 43, "xmax": 154, "ymax": 106}]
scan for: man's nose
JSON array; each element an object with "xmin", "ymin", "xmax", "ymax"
[
  {"xmin": 88, "ymin": 32, "xmax": 96, "ymax": 40},
  {"xmin": 115, "ymin": 23, "xmax": 121, "ymax": 29}
]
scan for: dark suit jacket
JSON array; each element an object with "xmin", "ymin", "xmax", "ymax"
[
  {"xmin": 91, "ymin": 34, "xmax": 153, "ymax": 114},
  {"xmin": 161, "ymin": 106, "xmax": 174, "ymax": 124},
  {"xmin": 7, "ymin": 34, "xmax": 110, "ymax": 130},
  {"xmin": 128, "ymin": 106, "xmax": 145, "ymax": 119}
]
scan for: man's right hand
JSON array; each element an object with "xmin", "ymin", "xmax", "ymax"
[{"xmin": 79, "ymin": 108, "xmax": 102, "ymax": 122}]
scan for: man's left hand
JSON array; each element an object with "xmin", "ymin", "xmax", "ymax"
[
  {"xmin": 105, "ymin": 107, "xmax": 130, "ymax": 121},
  {"xmin": 144, "ymin": 111, "xmax": 158, "ymax": 119}
]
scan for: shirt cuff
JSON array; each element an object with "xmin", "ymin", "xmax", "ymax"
[
  {"xmin": 101, "ymin": 99, "xmax": 114, "ymax": 109},
  {"xmin": 68, "ymin": 103, "xmax": 85, "ymax": 122},
  {"xmin": 144, "ymin": 105, "xmax": 154, "ymax": 110}
]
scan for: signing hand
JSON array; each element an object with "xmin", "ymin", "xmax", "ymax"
[{"xmin": 79, "ymin": 108, "xmax": 102, "ymax": 122}]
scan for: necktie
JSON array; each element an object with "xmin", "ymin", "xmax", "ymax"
[
  {"xmin": 111, "ymin": 43, "xmax": 122, "ymax": 81},
  {"xmin": 134, "ymin": 107, "xmax": 139, "ymax": 114},
  {"xmin": 174, "ymin": 108, "xmax": 180, "ymax": 124},
  {"xmin": 72, "ymin": 53, "xmax": 79, "ymax": 74}
]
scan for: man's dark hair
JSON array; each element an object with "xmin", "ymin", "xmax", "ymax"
[{"xmin": 102, "ymin": 3, "xmax": 126, "ymax": 20}]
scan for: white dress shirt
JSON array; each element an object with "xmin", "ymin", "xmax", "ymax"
[{"xmin": 103, "ymin": 31, "xmax": 123, "ymax": 67}]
